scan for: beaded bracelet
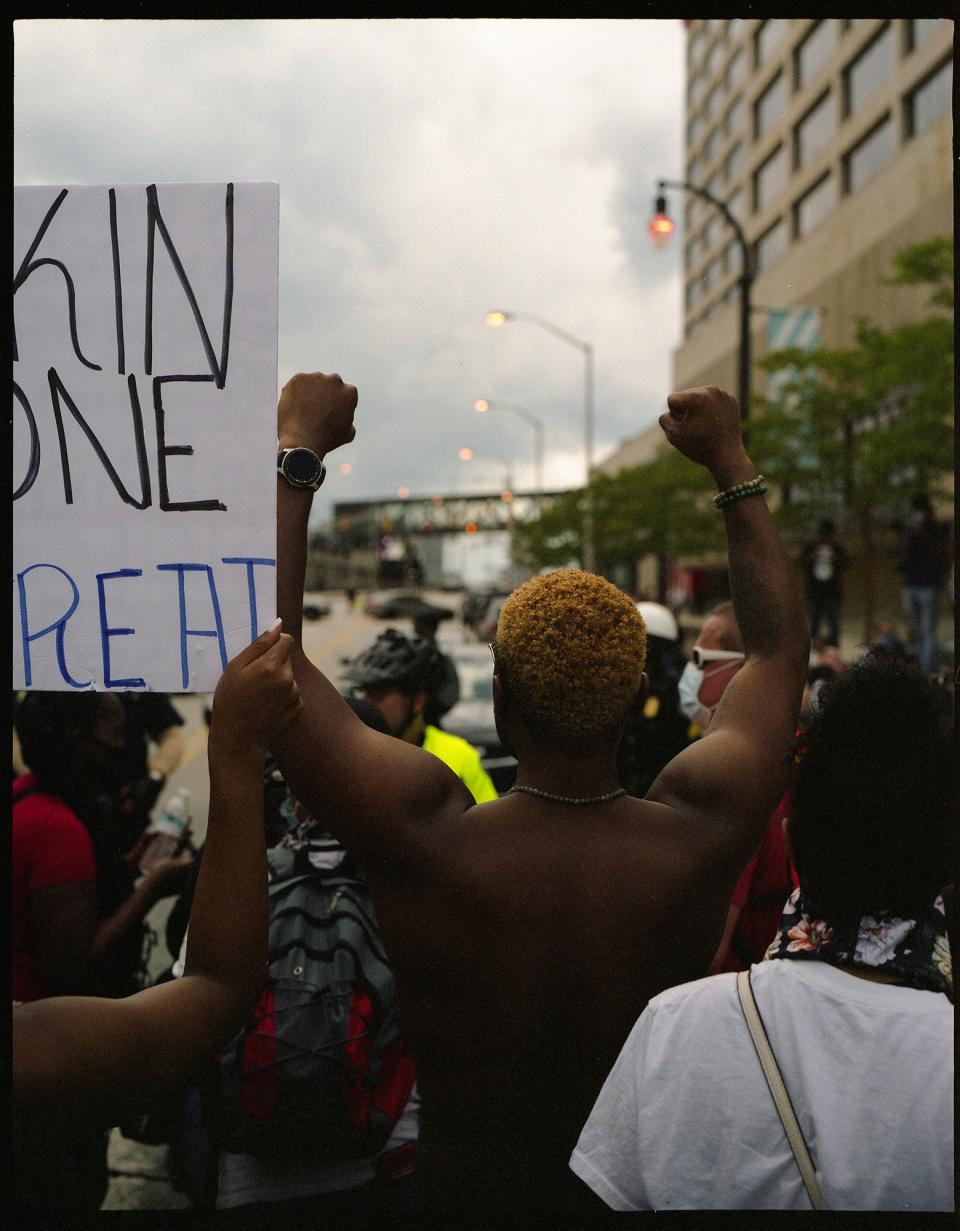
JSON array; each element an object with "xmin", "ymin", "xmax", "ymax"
[{"xmin": 713, "ymin": 475, "xmax": 767, "ymax": 509}]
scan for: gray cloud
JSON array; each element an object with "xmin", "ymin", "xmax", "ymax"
[{"xmin": 15, "ymin": 18, "xmax": 685, "ymax": 519}]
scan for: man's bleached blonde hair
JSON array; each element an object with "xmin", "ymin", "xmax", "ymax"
[{"xmin": 495, "ymin": 569, "xmax": 647, "ymax": 752}]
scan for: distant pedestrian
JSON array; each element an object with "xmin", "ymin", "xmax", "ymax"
[
  {"xmin": 412, "ymin": 608, "xmax": 460, "ymax": 726},
  {"xmin": 898, "ymin": 494, "xmax": 951, "ymax": 672},
  {"xmin": 800, "ymin": 518, "xmax": 847, "ymax": 648}
]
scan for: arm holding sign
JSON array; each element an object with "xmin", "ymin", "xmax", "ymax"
[
  {"xmin": 272, "ymin": 373, "xmax": 473, "ymax": 867},
  {"xmin": 13, "ymin": 623, "xmax": 297, "ymax": 1140}
]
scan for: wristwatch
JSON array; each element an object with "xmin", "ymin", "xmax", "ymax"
[{"xmin": 277, "ymin": 447, "xmax": 326, "ymax": 491}]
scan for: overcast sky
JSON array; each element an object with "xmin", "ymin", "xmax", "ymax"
[{"xmin": 14, "ymin": 18, "xmax": 686, "ymax": 523}]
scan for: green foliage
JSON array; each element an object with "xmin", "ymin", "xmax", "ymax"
[
  {"xmin": 752, "ymin": 237, "xmax": 953, "ymax": 535},
  {"xmin": 513, "ymin": 445, "xmax": 723, "ymax": 572},
  {"xmin": 882, "ymin": 236, "xmax": 953, "ymax": 310}
]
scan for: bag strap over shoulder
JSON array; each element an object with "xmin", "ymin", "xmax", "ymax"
[{"xmin": 736, "ymin": 969, "xmax": 826, "ymax": 1211}]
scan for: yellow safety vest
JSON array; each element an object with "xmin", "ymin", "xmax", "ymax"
[{"xmin": 422, "ymin": 725, "xmax": 499, "ymax": 804}]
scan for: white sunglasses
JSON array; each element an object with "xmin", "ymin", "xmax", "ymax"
[{"xmin": 691, "ymin": 645, "xmax": 746, "ymax": 668}]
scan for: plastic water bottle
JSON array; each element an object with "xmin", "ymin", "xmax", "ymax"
[{"xmin": 138, "ymin": 787, "xmax": 191, "ymax": 874}]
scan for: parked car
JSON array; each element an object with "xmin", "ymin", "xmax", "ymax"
[
  {"xmin": 461, "ymin": 588, "xmax": 510, "ymax": 637},
  {"xmin": 480, "ymin": 594, "xmax": 509, "ymax": 643},
  {"xmin": 364, "ymin": 591, "xmax": 454, "ymax": 620},
  {"xmin": 441, "ymin": 644, "xmax": 517, "ymax": 794},
  {"xmin": 302, "ymin": 600, "xmax": 331, "ymax": 621}
]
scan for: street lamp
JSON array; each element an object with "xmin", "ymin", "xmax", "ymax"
[
  {"xmin": 485, "ymin": 308, "xmax": 596, "ymax": 572},
  {"xmin": 650, "ymin": 179, "xmax": 754, "ymax": 428},
  {"xmin": 473, "ymin": 398, "xmax": 545, "ymax": 503}
]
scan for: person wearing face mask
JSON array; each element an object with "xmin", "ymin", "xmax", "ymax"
[
  {"xmin": 676, "ymin": 600, "xmax": 747, "ymax": 736},
  {"xmin": 676, "ymin": 604, "xmax": 799, "ymax": 976}
]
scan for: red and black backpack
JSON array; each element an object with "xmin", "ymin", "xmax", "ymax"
[{"xmin": 209, "ymin": 846, "xmax": 415, "ymax": 1159}]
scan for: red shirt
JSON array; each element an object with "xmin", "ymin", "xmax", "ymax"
[
  {"xmin": 719, "ymin": 794, "xmax": 799, "ymax": 974},
  {"xmin": 13, "ymin": 773, "xmax": 96, "ymax": 1002}
]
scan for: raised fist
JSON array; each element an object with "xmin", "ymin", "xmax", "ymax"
[
  {"xmin": 278, "ymin": 371, "xmax": 358, "ymax": 458},
  {"xmin": 658, "ymin": 385, "xmax": 746, "ymax": 473}
]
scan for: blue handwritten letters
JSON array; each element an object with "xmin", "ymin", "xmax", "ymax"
[{"xmin": 13, "ymin": 182, "xmax": 280, "ymax": 691}]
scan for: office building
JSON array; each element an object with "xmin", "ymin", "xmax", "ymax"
[{"xmin": 673, "ymin": 16, "xmax": 952, "ymax": 389}]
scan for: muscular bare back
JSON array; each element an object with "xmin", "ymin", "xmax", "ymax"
[
  {"xmin": 363, "ymin": 790, "xmax": 741, "ymax": 1209},
  {"xmin": 272, "ymin": 374, "xmax": 809, "ymax": 1213}
]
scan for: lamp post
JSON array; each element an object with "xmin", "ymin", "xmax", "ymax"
[
  {"xmin": 485, "ymin": 309, "xmax": 595, "ymax": 572},
  {"xmin": 649, "ymin": 179, "xmax": 754, "ymax": 430},
  {"xmin": 473, "ymin": 398, "xmax": 545, "ymax": 504}
]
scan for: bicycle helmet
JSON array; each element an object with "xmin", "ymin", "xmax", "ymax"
[
  {"xmin": 343, "ymin": 628, "xmax": 441, "ymax": 695},
  {"xmin": 635, "ymin": 601, "xmax": 679, "ymax": 643}
]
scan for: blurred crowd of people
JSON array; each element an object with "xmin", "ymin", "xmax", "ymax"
[{"xmin": 13, "ymin": 375, "xmax": 954, "ymax": 1216}]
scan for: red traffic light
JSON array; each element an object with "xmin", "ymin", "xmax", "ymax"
[{"xmin": 648, "ymin": 213, "xmax": 674, "ymax": 247}]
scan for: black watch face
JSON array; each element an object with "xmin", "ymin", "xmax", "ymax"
[{"xmin": 284, "ymin": 448, "xmax": 322, "ymax": 485}]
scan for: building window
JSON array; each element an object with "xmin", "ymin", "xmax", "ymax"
[
  {"xmin": 703, "ymin": 215, "xmax": 720, "ymax": 251},
  {"xmin": 706, "ymin": 41, "xmax": 724, "ymax": 77},
  {"xmin": 724, "ymin": 240, "xmax": 743, "ymax": 275},
  {"xmin": 726, "ymin": 47, "xmax": 746, "ymax": 90},
  {"xmin": 843, "ymin": 114, "xmax": 894, "ymax": 193},
  {"xmin": 688, "ymin": 155, "xmax": 703, "ymax": 184},
  {"xmin": 686, "ymin": 234, "xmax": 702, "ymax": 266},
  {"xmin": 688, "ymin": 114, "xmax": 705, "ymax": 146},
  {"xmin": 705, "ymin": 257, "xmax": 724, "ymax": 291},
  {"xmin": 688, "ymin": 28, "xmax": 706, "ymax": 67},
  {"xmin": 727, "ymin": 18, "xmax": 744, "ymax": 44},
  {"xmin": 686, "ymin": 278, "xmax": 703, "ymax": 311},
  {"xmin": 723, "ymin": 142, "xmax": 744, "ymax": 183},
  {"xmin": 793, "ymin": 172, "xmax": 837, "ymax": 237},
  {"xmin": 904, "ymin": 57, "xmax": 953, "ymax": 138},
  {"xmin": 794, "ymin": 21, "xmax": 837, "ymax": 89},
  {"xmin": 705, "ymin": 171, "xmax": 722, "ymax": 198},
  {"xmin": 905, "ymin": 18, "xmax": 950, "ymax": 53},
  {"xmin": 704, "ymin": 84, "xmax": 723, "ymax": 120},
  {"xmin": 843, "ymin": 23, "xmax": 894, "ymax": 118},
  {"xmin": 754, "ymin": 144, "xmax": 788, "ymax": 213},
  {"xmin": 688, "ymin": 74, "xmax": 707, "ymax": 109},
  {"xmin": 755, "ymin": 217, "xmax": 788, "ymax": 271},
  {"xmin": 725, "ymin": 96, "xmax": 745, "ymax": 136},
  {"xmin": 706, "ymin": 127, "xmax": 722, "ymax": 162},
  {"xmin": 754, "ymin": 19, "xmax": 790, "ymax": 67},
  {"xmin": 755, "ymin": 71, "xmax": 787, "ymax": 140},
  {"xmin": 794, "ymin": 91, "xmax": 835, "ymax": 168}
]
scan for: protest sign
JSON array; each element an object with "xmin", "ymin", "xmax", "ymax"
[{"xmin": 13, "ymin": 181, "xmax": 279, "ymax": 692}]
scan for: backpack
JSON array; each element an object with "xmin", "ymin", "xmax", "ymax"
[{"xmin": 209, "ymin": 846, "xmax": 416, "ymax": 1159}]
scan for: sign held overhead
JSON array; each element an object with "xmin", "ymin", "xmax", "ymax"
[{"xmin": 13, "ymin": 181, "xmax": 280, "ymax": 692}]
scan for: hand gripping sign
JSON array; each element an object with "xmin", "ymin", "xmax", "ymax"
[{"xmin": 13, "ymin": 182, "xmax": 279, "ymax": 692}]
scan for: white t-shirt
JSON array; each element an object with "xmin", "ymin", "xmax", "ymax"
[{"xmin": 571, "ymin": 960, "xmax": 953, "ymax": 1211}]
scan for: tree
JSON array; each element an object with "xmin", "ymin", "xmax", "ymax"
[
  {"xmin": 750, "ymin": 236, "xmax": 953, "ymax": 640},
  {"xmin": 513, "ymin": 447, "xmax": 722, "ymax": 598}
]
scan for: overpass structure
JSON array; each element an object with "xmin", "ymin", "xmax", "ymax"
[{"xmin": 332, "ymin": 488, "xmax": 569, "ymax": 548}]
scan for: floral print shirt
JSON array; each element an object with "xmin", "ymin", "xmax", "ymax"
[{"xmin": 764, "ymin": 888, "xmax": 952, "ymax": 1000}]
